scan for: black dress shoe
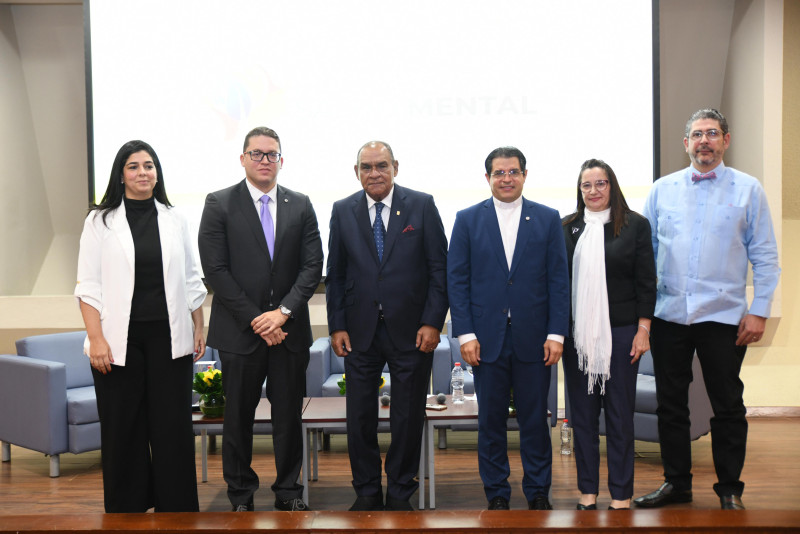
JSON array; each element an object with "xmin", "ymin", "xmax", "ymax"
[
  {"xmin": 385, "ymin": 496, "xmax": 414, "ymax": 511},
  {"xmin": 274, "ymin": 497, "xmax": 310, "ymax": 511},
  {"xmin": 576, "ymin": 503, "xmax": 597, "ymax": 510},
  {"xmin": 232, "ymin": 502, "xmax": 254, "ymax": 512},
  {"xmin": 634, "ymin": 482, "xmax": 692, "ymax": 508},
  {"xmin": 608, "ymin": 506, "xmax": 629, "ymax": 510},
  {"xmin": 720, "ymin": 495, "xmax": 745, "ymax": 510},
  {"xmin": 488, "ymin": 496, "xmax": 510, "ymax": 510},
  {"xmin": 528, "ymin": 495, "xmax": 553, "ymax": 510},
  {"xmin": 349, "ymin": 494, "xmax": 384, "ymax": 511}
]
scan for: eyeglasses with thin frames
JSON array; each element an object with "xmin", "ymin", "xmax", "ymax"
[
  {"xmin": 491, "ymin": 169, "xmax": 524, "ymax": 178},
  {"xmin": 689, "ymin": 129, "xmax": 723, "ymax": 141},
  {"xmin": 580, "ymin": 180, "xmax": 609, "ymax": 192}
]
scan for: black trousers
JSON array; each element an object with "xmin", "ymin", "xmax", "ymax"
[
  {"xmin": 219, "ymin": 341, "xmax": 309, "ymax": 505},
  {"xmin": 344, "ymin": 320, "xmax": 431, "ymax": 501},
  {"xmin": 651, "ymin": 318, "xmax": 747, "ymax": 497},
  {"xmin": 92, "ymin": 319, "xmax": 198, "ymax": 513},
  {"xmin": 563, "ymin": 324, "xmax": 639, "ymax": 500}
]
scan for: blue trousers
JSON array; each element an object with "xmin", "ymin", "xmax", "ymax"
[
  {"xmin": 474, "ymin": 324, "xmax": 552, "ymax": 502},
  {"xmin": 563, "ymin": 324, "xmax": 639, "ymax": 500}
]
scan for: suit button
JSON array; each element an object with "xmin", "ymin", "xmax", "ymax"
[
  {"xmin": 508, "ymin": 280, "xmax": 513, "ymax": 285},
  {"xmin": 502, "ymin": 308, "xmax": 508, "ymax": 314}
]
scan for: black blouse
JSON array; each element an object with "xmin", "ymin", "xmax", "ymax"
[{"xmin": 124, "ymin": 197, "xmax": 169, "ymax": 321}]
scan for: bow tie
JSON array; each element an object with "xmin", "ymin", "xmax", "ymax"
[{"xmin": 691, "ymin": 171, "xmax": 717, "ymax": 182}]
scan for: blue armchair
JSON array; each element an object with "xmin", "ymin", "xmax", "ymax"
[
  {"xmin": 306, "ymin": 335, "xmax": 452, "ymax": 398},
  {"xmin": 564, "ymin": 350, "xmax": 713, "ymax": 442},
  {"xmin": 0, "ymin": 331, "xmax": 99, "ymax": 477}
]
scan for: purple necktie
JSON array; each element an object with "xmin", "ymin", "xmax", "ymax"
[
  {"xmin": 691, "ymin": 171, "xmax": 717, "ymax": 182},
  {"xmin": 260, "ymin": 195, "xmax": 274, "ymax": 259}
]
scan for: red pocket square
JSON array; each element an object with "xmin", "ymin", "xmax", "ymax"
[{"xmin": 402, "ymin": 225, "xmax": 415, "ymax": 233}]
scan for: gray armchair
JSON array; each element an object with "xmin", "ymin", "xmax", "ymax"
[
  {"xmin": 564, "ymin": 350, "xmax": 713, "ymax": 442},
  {"xmin": 0, "ymin": 331, "xmax": 99, "ymax": 477},
  {"xmin": 306, "ymin": 335, "xmax": 452, "ymax": 398}
]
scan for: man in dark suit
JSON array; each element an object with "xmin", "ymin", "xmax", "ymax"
[
  {"xmin": 326, "ymin": 141, "xmax": 448, "ymax": 511},
  {"xmin": 447, "ymin": 146, "xmax": 569, "ymax": 510},
  {"xmin": 199, "ymin": 127, "xmax": 323, "ymax": 512}
]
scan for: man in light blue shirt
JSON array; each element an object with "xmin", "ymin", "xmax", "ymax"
[{"xmin": 635, "ymin": 109, "xmax": 780, "ymax": 511}]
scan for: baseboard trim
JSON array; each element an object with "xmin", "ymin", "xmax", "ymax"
[
  {"xmin": 558, "ymin": 406, "xmax": 800, "ymax": 419},
  {"xmin": 746, "ymin": 406, "xmax": 800, "ymax": 417}
]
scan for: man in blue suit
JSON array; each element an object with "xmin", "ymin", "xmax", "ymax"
[
  {"xmin": 326, "ymin": 141, "xmax": 448, "ymax": 511},
  {"xmin": 447, "ymin": 146, "xmax": 569, "ymax": 510}
]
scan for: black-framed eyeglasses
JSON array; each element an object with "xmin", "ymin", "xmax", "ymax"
[
  {"xmin": 491, "ymin": 169, "xmax": 524, "ymax": 177},
  {"xmin": 246, "ymin": 150, "xmax": 281, "ymax": 163},
  {"xmin": 580, "ymin": 180, "xmax": 609, "ymax": 192},
  {"xmin": 689, "ymin": 129, "xmax": 722, "ymax": 141}
]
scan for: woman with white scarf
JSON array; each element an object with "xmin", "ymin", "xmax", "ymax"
[{"xmin": 561, "ymin": 159, "xmax": 656, "ymax": 510}]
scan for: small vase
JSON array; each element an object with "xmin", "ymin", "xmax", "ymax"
[{"xmin": 199, "ymin": 395, "xmax": 225, "ymax": 417}]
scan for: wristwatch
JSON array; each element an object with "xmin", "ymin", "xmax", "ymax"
[{"xmin": 279, "ymin": 305, "xmax": 292, "ymax": 318}]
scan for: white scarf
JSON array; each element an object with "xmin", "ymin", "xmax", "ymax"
[{"xmin": 571, "ymin": 208, "xmax": 612, "ymax": 394}]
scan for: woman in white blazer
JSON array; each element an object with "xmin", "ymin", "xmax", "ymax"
[{"xmin": 75, "ymin": 140, "xmax": 207, "ymax": 513}]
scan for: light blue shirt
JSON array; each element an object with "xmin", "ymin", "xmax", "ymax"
[{"xmin": 642, "ymin": 162, "xmax": 780, "ymax": 326}]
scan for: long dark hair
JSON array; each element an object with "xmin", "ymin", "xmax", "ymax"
[
  {"xmin": 562, "ymin": 158, "xmax": 630, "ymax": 237},
  {"xmin": 91, "ymin": 140, "xmax": 172, "ymax": 225}
]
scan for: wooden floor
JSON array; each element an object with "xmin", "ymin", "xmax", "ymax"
[{"xmin": 2, "ymin": 417, "xmax": 800, "ymax": 532}]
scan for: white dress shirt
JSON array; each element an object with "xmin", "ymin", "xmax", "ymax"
[
  {"xmin": 246, "ymin": 178, "xmax": 277, "ymax": 240},
  {"xmin": 366, "ymin": 185, "xmax": 394, "ymax": 231}
]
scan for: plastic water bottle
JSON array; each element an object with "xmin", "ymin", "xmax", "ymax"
[
  {"xmin": 560, "ymin": 419, "xmax": 572, "ymax": 455},
  {"xmin": 451, "ymin": 362, "xmax": 465, "ymax": 404}
]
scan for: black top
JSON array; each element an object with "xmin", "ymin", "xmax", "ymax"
[
  {"xmin": 562, "ymin": 211, "xmax": 656, "ymax": 328},
  {"xmin": 124, "ymin": 197, "xmax": 169, "ymax": 321}
]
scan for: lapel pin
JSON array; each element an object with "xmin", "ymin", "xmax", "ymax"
[
  {"xmin": 396, "ymin": 210, "xmax": 400, "ymax": 216},
  {"xmin": 525, "ymin": 216, "xmax": 530, "ymax": 221},
  {"xmin": 284, "ymin": 198, "xmax": 288, "ymax": 202}
]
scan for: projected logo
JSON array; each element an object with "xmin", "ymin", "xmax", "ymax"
[{"xmin": 207, "ymin": 67, "xmax": 285, "ymax": 141}]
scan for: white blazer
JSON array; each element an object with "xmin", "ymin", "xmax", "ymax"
[{"xmin": 74, "ymin": 200, "xmax": 207, "ymax": 366}]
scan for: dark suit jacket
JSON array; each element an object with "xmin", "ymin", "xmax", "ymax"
[
  {"xmin": 447, "ymin": 197, "xmax": 570, "ymax": 363},
  {"xmin": 325, "ymin": 184, "xmax": 448, "ymax": 352},
  {"xmin": 561, "ymin": 211, "xmax": 656, "ymax": 327},
  {"xmin": 199, "ymin": 180, "xmax": 323, "ymax": 355}
]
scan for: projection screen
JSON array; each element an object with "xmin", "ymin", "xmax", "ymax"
[{"xmin": 86, "ymin": 0, "xmax": 656, "ymax": 266}]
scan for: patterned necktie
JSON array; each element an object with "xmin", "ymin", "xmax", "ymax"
[
  {"xmin": 691, "ymin": 171, "xmax": 717, "ymax": 182},
  {"xmin": 373, "ymin": 202, "xmax": 385, "ymax": 262},
  {"xmin": 260, "ymin": 195, "xmax": 274, "ymax": 259}
]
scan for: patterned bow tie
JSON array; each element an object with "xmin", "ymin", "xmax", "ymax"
[{"xmin": 691, "ymin": 171, "xmax": 717, "ymax": 182}]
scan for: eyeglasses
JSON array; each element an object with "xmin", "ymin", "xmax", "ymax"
[
  {"xmin": 491, "ymin": 169, "xmax": 524, "ymax": 177},
  {"xmin": 246, "ymin": 150, "xmax": 281, "ymax": 163},
  {"xmin": 689, "ymin": 129, "xmax": 722, "ymax": 141},
  {"xmin": 359, "ymin": 162, "xmax": 393, "ymax": 175},
  {"xmin": 580, "ymin": 180, "xmax": 609, "ymax": 192}
]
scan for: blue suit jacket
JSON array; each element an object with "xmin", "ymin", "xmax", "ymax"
[
  {"xmin": 325, "ymin": 184, "xmax": 449, "ymax": 352},
  {"xmin": 447, "ymin": 197, "xmax": 570, "ymax": 363}
]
